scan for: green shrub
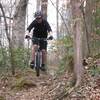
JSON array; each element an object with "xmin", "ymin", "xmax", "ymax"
[
  {"xmin": 56, "ymin": 36, "xmax": 74, "ymax": 74},
  {"xmin": 89, "ymin": 65, "xmax": 100, "ymax": 76},
  {"xmin": 0, "ymin": 47, "xmax": 31, "ymax": 74},
  {"xmin": 0, "ymin": 96, "xmax": 5, "ymax": 100},
  {"xmin": 96, "ymin": 28, "xmax": 100, "ymax": 35}
]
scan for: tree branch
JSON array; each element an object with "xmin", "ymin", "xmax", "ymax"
[
  {"xmin": 0, "ymin": 3, "xmax": 10, "ymax": 42},
  {"xmin": 0, "ymin": 16, "xmax": 13, "ymax": 20},
  {"xmin": 49, "ymin": 0, "xmax": 70, "ymax": 36}
]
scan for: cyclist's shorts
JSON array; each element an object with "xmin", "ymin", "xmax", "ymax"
[{"xmin": 32, "ymin": 38, "xmax": 47, "ymax": 50}]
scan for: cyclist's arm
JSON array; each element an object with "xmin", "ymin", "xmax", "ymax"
[
  {"xmin": 46, "ymin": 22, "xmax": 53, "ymax": 38},
  {"xmin": 25, "ymin": 20, "xmax": 35, "ymax": 38},
  {"xmin": 45, "ymin": 20, "xmax": 52, "ymax": 33},
  {"xmin": 27, "ymin": 20, "xmax": 35, "ymax": 32},
  {"xmin": 45, "ymin": 21, "xmax": 53, "ymax": 40}
]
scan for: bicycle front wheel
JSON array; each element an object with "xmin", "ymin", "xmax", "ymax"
[{"xmin": 35, "ymin": 52, "xmax": 41, "ymax": 77}]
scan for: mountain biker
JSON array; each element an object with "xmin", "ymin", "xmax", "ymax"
[{"xmin": 25, "ymin": 11, "xmax": 52, "ymax": 71}]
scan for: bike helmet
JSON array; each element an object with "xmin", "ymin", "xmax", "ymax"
[{"xmin": 34, "ymin": 11, "xmax": 43, "ymax": 18}]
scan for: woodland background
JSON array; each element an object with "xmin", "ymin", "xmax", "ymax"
[{"xmin": 0, "ymin": 0, "xmax": 100, "ymax": 100}]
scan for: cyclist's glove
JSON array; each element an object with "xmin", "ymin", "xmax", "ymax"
[
  {"xmin": 48, "ymin": 35, "xmax": 53, "ymax": 40},
  {"xmin": 25, "ymin": 35, "xmax": 30, "ymax": 39}
]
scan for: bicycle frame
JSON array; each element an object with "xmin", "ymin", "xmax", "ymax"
[
  {"xmin": 32, "ymin": 37, "xmax": 47, "ymax": 76},
  {"xmin": 34, "ymin": 40, "xmax": 42, "ymax": 68},
  {"xmin": 25, "ymin": 36, "xmax": 53, "ymax": 76}
]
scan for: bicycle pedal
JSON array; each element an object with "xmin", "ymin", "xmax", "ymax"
[
  {"xmin": 40, "ymin": 67, "xmax": 46, "ymax": 71},
  {"xmin": 30, "ymin": 64, "xmax": 34, "ymax": 69}
]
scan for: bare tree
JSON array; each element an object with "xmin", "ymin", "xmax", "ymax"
[
  {"xmin": 41, "ymin": 0, "xmax": 48, "ymax": 20},
  {"xmin": 71, "ymin": 0, "xmax": 84, "ymax": 87},
  {"xmin": 81, "ymin": 0, "xmax": 93, "ymax": 57},
  {"xmin": 12, "ymin": 0, "xmax": 28, "ymax": 48},
  {"xmin": 56, "ymin": 0, "xmax": 59, "ymax": 39},
  {"xmin": 36, "ymin": 0, "xmax": 41, "ymax": 11},
  {"xmin": 0, "ymin": 2, "xmax": 15, "ymax": 75}
]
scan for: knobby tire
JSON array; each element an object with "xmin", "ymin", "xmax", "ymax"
[{"xmin": 35, "ymin": 52, "xmax": 40, "ymax": 77}]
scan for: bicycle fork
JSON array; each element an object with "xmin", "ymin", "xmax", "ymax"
[{"xmin": 34, "ymin": 51, "xmax": 42, "ymax": 68}]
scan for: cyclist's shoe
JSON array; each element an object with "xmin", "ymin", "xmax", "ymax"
[
  {"xmin": 30, "ymin": 61, "xmax": 34, "ymax": 69},
  {"xmin": 40, "ymin": 64, "xmax": 46, "ymax": 71}
]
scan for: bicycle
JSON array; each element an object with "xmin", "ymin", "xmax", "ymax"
[{"xmin": 25, "ymin": 35, "xmax": 53, "ymax": 76}]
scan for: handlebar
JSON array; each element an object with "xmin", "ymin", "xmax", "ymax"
[{"xmin": 25, "ymin": 35, "xmax": 53, "ymax": 41}]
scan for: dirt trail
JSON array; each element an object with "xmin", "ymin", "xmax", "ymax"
[
  {"xmin": 0, "ymin": 58, "xmax": 100, "ymax": 100},
  {"xmin": 0, "ymin": 67, "xmax": 70, "ymax": 100},
  {"xmin": 0, "ymin": 50, "xmax": 62, "ymax": 100},
  {"xmin": 12, "ymin": 73, "xmax": 54, "ymax": 100}
]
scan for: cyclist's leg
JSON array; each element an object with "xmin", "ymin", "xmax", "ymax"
[
  {"xmin": 42, "ymin": 49, "xmax": 47, "ymax": 67},
  {"xmin": 31, "ymin": 45, "xmax": 38, "ymax": 61},
  {"xmin": 30, "ymin": 45, "xmax": 38, "ymax": 68},
  {"xmin": 30, "ymin": 39, "xmax": 38, "ymax": 68}
]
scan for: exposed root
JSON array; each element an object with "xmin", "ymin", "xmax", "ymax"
[{"xmin": 53, "ymin": 87, "xmax": 75, "ymax": 100}]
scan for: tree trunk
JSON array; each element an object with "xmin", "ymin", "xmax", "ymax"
[
  {"xmin": 36, "ymin": 0, "xmax": 41, "ymax": 11},
  {"xmin": 12, "ymin": 0, "xmax": 28, "ymax": 48},
  {"xmin": 71, "ymin": 0, "xmax": 84, "ymax": 87},
  {"xmin": 85, "ymin": 0, "xmax": 93, "ymax": 36},
  {"xmin": 41, "ymin": 0, "xmax": 48, "ymax": 20},
  {"xmin": 0, "ymin": 3, "xmax": 15, "ymax": 75},
  {"xmin": 56, "ymin": 0, "xmax": 59, "ymax": 39},
  {"xmin": 82, "ymin": 0, "xmax": 93, "ymax": 57}
]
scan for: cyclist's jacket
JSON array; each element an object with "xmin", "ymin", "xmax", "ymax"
[{"xmin": 27, "ymin": 19, "xmax": 52, "ymax": 38}]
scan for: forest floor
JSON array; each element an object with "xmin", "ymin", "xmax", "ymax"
[{"xmin": 0, "ymin": 59, "xmax": 100, "ymax": 100}]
